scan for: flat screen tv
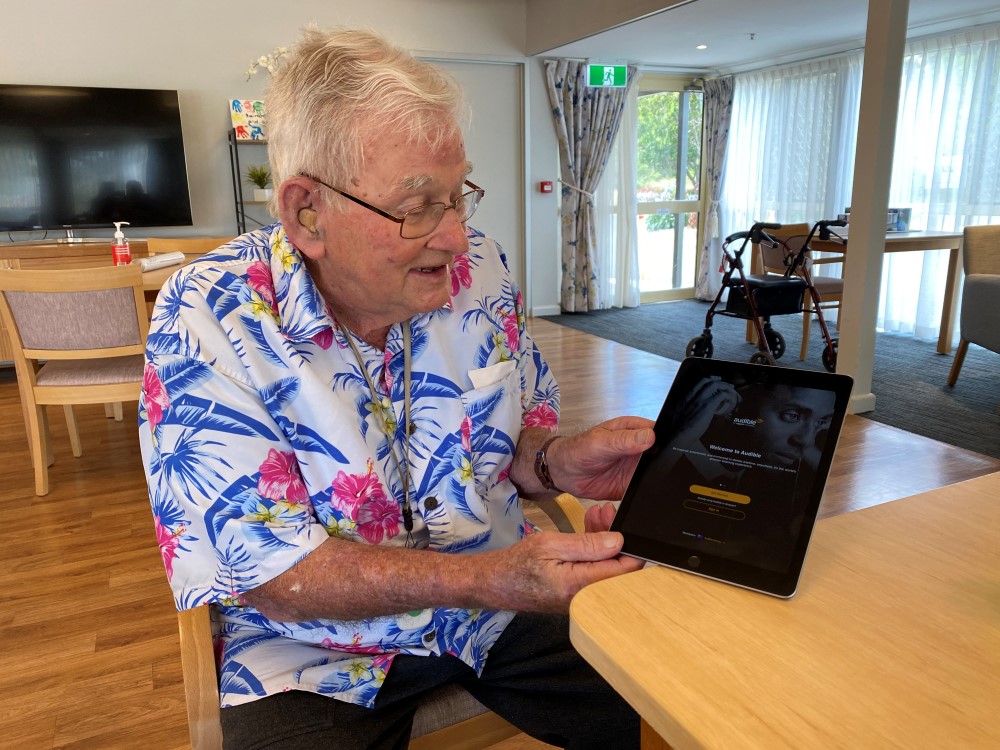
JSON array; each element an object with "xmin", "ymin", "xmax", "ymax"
[{"xmin": 0, "ymin": 84, "xmax": 193, "ymax": 233}]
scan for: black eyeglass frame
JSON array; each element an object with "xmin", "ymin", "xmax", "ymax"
[{"xmin": 299, "ymin": 172, "xmax": 485, "ymax": 239}]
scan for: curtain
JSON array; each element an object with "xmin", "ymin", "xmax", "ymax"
[
  {"xmin": 694, "ymin": 76, "xmax": 735, "ymax": 300},
  {"xmin": 592, "ymin": 82, "xmax": 641, "ymax": 309},
  {"xmin": 720, "ymin": 23, "xmax": 1000, "ymax": 338},
  {"xmin": 882, "ymin": 27, "xmax": 1000, "ymax": 338},
  {"xmin": 545, "ymin": 60, "xmax": 638, "ymax": 312},
  {"xmin": 721, "ymin": 53, "xmax": 863, "ymax": 234}
]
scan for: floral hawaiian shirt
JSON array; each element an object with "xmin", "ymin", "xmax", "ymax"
[{"xmin": 139, "ymin": 223, "xmax": 559, "ymax": 708}]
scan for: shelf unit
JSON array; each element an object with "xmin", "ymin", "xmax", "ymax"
[{"xmin": 227, "ymin": 129, "xmax": 270, "ymax": 234}]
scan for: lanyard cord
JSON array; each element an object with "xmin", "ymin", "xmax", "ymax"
[{"xmin": 343, "ymin": 323, "xmax": 414, "ymax": 545}]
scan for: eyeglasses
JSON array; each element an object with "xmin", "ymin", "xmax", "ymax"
[{"xmin": 300, "ymin": 173, "xmax": 485, "ymax": 239}]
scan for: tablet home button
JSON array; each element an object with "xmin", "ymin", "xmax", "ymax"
[{"xmin": 687, "ymin": 555, "xmax": 701, "ymax": 568}]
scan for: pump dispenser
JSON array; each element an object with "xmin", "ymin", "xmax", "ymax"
[{"xmin": 112, "ymin": 221, "xmax": 132, "ymax": 266}]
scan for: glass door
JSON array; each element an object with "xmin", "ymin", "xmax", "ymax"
[{"xmin": 637, "ymin": 76, "xmax": 703, "ymax": 302}]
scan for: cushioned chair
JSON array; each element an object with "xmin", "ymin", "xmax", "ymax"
[
  {"xmin": 947, "ymin": 224, "xmax": 1000, "ymax": 386},
  {"xmin": 0, "ymin": 265, "xmax": 148, "ymax": 495},
  {"xmin": 178, "ymin": 493, "xmax": 588, "ymax": 750},
  {"xmin": 756, "ymin": 223, "xmax": 845, "ymax": 360}
]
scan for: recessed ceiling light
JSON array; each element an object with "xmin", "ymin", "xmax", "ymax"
[{"xmin": 696, "ymin": 44, "xmax": 708, "ymax": 50}]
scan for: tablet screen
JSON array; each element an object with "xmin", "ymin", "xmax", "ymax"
[{"xmin": 611, "ymin": 358, "xmax": 853, "ymax": 597}]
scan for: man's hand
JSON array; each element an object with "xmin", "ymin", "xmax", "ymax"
[
  {"xmin": 544, "ymin": 416, "xmax": 655, "ymax": 502},
  {"xmin": 483, "ymin": 529, "xmax": 644, "ymax": 613}
]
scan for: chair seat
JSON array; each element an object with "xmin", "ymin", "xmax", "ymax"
[
  {"xmin": 410, "ymin": 683, "xmax": 491, "ymax": 738},
  {"xmin": 36, "ymin": 354, "xmax": 145, "ymax": 387},
  {"xmin": 811, "ymin": 275, "xmax": 844, "ymax": 295}
]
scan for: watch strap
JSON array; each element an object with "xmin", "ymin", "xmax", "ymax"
[{"xmin": 534, "ymin": 435, "xmax": 563, "ymax": 492}]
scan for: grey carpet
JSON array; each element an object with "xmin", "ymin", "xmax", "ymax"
[{"xmin": 544, "ymin": 300, "xmax": 1000, "ymax": 459}]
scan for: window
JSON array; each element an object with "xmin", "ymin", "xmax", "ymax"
[{"xmin": 636, "ymin": 74, "xmax": 703, "ymax": 302}]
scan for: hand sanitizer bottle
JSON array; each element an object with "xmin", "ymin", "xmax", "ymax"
[{"xmin": 112, "ymin": 221, "xmax": 132, "ymax": 266}]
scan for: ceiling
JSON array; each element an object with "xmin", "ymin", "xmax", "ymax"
[{"xmin": 539, "ymin": 0, "xmax": 1000, "ymax": 74}]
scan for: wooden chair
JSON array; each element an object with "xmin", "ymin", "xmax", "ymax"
[
  {"xmin": 178, "ymin": 493, "xmax": 588, "ymax": 750},
  {"xmin": 756, "ymin": 223, "xmax": 845, "ymax": 359},
  {"xmin": 947, "ymin": 224, "xmax": 1000, "ymax": 386},
  {"xmin": 146, "ymin": 236, "xmax": 236, "ymax": 255},
  {"xmin": 0, "ymin": 265, "xmax": 148, "ymax": 496}
]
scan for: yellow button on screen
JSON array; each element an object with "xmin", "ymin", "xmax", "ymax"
[{"xmin": 690, "ymin": 485, "xmax": 751, "ymax": 505}]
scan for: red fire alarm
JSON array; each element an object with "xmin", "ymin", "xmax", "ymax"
[{"xmin": 540, "ymin": 180, "xmax": 553, "ymax": 193}]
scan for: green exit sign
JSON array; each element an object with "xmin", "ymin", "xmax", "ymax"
[{"xmin": 587, "ymin": 63, "xmax": 627, "ymax": 88}]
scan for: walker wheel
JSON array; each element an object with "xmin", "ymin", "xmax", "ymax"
[
  {"xmin": 822, "ymin": 340, "xmax": 838, "ymax": 372},
  {"xmin": 686, "ymin": 335, "xmax": 714, "ymax": 358},
  {"xmin": 749, "ymin": 351, "xmax": 777, "ymax": 366},
  {"xmin": 763, "ymin": 329, "xmax": 786, "ymax": 360}
]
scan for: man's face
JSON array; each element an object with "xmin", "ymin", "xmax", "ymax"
[
  {"xmin": 307, "ymin": 126, "xmax": 472, "ymax": 336},
  {"xmin": 756, "ymin": 386, "xmax": 836, "ymax": 468}
]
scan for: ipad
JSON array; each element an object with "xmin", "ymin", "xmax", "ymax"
[{"xmin": 611, "ymin": 358, "xmax": 853, "ymax": 598}]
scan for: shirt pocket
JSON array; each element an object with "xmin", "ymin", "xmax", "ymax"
[{"xmin": 460, "ymin": 362, "xmax": 522, "ymax": 495}]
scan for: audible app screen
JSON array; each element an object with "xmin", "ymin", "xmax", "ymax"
[{"xmin": 619, "ymin": 371, "xmax": 837, "ymax": 573}]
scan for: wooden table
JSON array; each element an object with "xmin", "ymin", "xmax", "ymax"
[
  {"xmin": 569, "ymin": 471, "xmax": 1000, "ymax": 749},
  {"xmin": 141, "ymin": 253, "xmax": 202, "ymax": 291},
  {"xmin": 750, "ymin": 229, "xmax": 963, "ymax": 354}
]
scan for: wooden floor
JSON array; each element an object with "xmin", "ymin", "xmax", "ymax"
[{"xmin": 1, "ymin": 317, "xmax": 996, "ymax": 749}]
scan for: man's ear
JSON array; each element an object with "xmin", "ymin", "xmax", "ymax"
[{"xmin": 277, "ymin": 177, "xmax": 326, "ymax": 260}]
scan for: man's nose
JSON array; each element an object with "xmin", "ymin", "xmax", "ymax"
[{"xmin": 428, "ymin": 207, "xmax": 470, "ymax": 255}]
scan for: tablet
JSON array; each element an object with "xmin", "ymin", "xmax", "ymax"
[{"xmin": 611, "ymin": 358, "xmax": 853, "ymax": 598}]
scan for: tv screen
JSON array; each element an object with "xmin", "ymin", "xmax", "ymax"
[{"xmin": 0, "ymin": 84, "xmax": 193, "ymax": 232}]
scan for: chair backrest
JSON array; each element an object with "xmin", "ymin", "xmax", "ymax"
[
  {"xmin": 0, "ymin": 264, "xmax": 148, "ymax": 362},
  {"xmin": 146, "ymin": 237, "xmax": 235, "ymax": 255},
  {"xmin": 963, "ymin": 225, "xmax": 1000, "ymax": 276},
  {"xmin": 756, "ymin": 223, "xmax": 810, "ymax": 275}
]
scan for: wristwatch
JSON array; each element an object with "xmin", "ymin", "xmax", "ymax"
[{"xmin": 534, "ymin": 435, "xmax": 563, "ymax": 492}]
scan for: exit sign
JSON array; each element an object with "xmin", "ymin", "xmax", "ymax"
[{"xmin": 587, "ymin": 63, "xmax": 627, "ymax": 88}]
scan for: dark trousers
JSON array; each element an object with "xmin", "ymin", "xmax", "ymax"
[{"xmin": 221, "ymin": 612, "xmax": 639, "ymax": 749}]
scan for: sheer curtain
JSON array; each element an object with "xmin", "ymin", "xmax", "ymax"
[
  {"xmin": 719, "ymin": 23, "xmax": 1000, "ymax": 338},
  {"xmin": 592, "ymin": 82, "xmax": 641, "ymax": 309},
  {"xmin": 720, "ymin": 53, "xmax": 862, "ymax": 235},
  {"xmin": 883, "ymin": 26, "xmax": 1000, "ymax": 337}
]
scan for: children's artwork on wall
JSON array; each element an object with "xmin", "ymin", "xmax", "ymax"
[{"xmin": 230, "ymin": 99, "xmax": 266, "ymax": 140}]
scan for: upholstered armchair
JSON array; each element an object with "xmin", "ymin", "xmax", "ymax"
[{"xmin": 947, "ymin": 225, "xmax": 1000, "ymax": 386}]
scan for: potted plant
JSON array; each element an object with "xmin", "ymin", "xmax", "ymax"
[{"xmin": 246, "ymin": 164, "xmax": 273, "ymax": 201}]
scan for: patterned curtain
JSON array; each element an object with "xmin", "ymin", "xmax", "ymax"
[
  {"xmin": 545, "ymin": 60, "xmax": 638, "ymax": 312},
  {"xmin": 694, "ymin": 76, "xmax": 734, "ymax": 300}
]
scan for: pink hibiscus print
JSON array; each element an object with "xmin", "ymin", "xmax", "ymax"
[
  {"xmin": 246, "ymin": 261, "xmax": 278, "ymax": 314},
  {"xmin": 154, "ymin": 515, "xmax": 184, "ymax": 581},
  {"xmin": 258, "ymin": 449, "xmax": 308, "ymax": 503},
  {"xmin": 311, "ymin": 327, "xmax": 333, "ymax": 350},
  {"xmin": 356, "ymin": 494, "xmax": 402, "ymax": 544},
  {"xmin": 331, "ymin": 464, "xmax": 386, "ymax": 520},
  {"xmin": 143, "ymin": 364, "xmax": 170, "ymax": 430},
  {"xmin": 501, "ymin": 308, "xmax": 519, "ymax": 353},
  {"xmin": 523, "ymin": 403, "xmax": 558, "ymax": 430},
  {"xmin": 450, "ymin": 253, "xmax": 472, "ymax": 296},
  {"xmin": 460, "ymin": 415, "xmax": 472, "ymax": 452}
]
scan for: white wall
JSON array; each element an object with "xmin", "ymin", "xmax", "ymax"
[{"xmin": 1, "ymin": 0, "xmax": 564, "ymax": 314}]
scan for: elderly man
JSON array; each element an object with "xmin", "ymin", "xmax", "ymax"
[{"xmin": 140, "ymin": 26, "xmax": 652, "ymax": 749}]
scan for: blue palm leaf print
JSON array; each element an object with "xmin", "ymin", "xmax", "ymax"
[
  {"xmin": 246, "ymin": 522, "xmax": 298, "ymax": 550},
  {"xmin": 150, "ymin": 485, "xmax": 187, "ymax": 529},
  {"xmin": 472, "ymin": 425, "xmax": 515, "ymax": 457},
  {"xmin": 204, "ymin": 475, "xmax": 258, "ymax": 547},
  {"xmin": 287, "ymin": 423, "xmax": 349, "ymax": 462},
  {"xmin": 243, "ymin": 317, "xmax": 286, "ymax": 366},
  {"xmin": 165, "ymin": 394, "xmax": 281, "ymax": 440},
  {"xmin": 205, "ymin": 273, "xmax": 246, "ymax": 321},
  {"xmin": 413, "ymin": 433, "xmax": 461, "ymax": 498},
  {"xmin": 260, "ymin": 377, "xmax": 300, "ymax": 412},
  {"xmin": 160, "ymin": 433, "xmax": 232, "ymax": 499},
  {"xmin": 220, "ymin": 659, "xmax": 267, "ymax": 698},
  {"xmin": 157, "ymin": 359, "xmax": 212, "ymax": 397},
  {"xmin": 465, "ymin": 388, "xmax": 505, "ymax": 425}
]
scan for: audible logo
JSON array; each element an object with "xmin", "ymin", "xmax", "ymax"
[{"xmin": 732, "ymin": 417, "xmax": 763, "ymax": 427}]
